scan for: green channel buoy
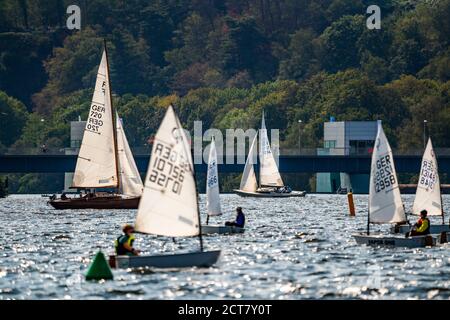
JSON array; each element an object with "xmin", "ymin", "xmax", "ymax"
[{"xmin": 85, "ymin": 251, "xmax": 114, "ymax": 281}]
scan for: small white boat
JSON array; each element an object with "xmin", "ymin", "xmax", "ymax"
[
  {"xmin": 201, "ymin": 138, "xmax": 245, "ymax": 235},
  {"xmin": 391, "ymin": 138, "xmax": 448, "ymax": 236},
  {"xmin": 234, "ymin": 113, "xmax": 306, "ymax": 198},
  {"xmin": 234, "ymin": 189, "xmax": 306, "ymax": 198},
  {"xmin": 113, "ymin": 250, "xmax": 221, "ymax": 269},
  {"xmin": 353, "ymin": 121, "xmax": 436, "ymax": 248},
  {"xmin": 353, "ymin": 233, "xmax": 436, "ymax": 248},
  {"xmin": 112, "ymin": 106, "xmax": 220, "ymax": 269},
  {"xmin": 201, "ymin": 225, "xmax": 245, "ymax": 235}
]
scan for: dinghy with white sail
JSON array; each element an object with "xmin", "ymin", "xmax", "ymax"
[
  {"xmin": 48, "ymin": 42, "xmax": 143, "ymax": 209},
  {"xmin": 353, "ymin": 122, "xmax": 436, "ymax": 248},
  {"xmin": 201, "ymin": 138, "xmax": 244, "ymax": 235},
  {"xmin": 112, "ymin": 105, "xmax": 220, "ymax": 269},
  {"xmin": 391, "ymin": 138, "xmax": 449, "ymax": 234},
  {"xmin": 234, "ymin": 112, "xmax": 306, "ymax": 197}
]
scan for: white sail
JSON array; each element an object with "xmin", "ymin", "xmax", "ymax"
[
  {"xmin": 206, "ymin": 138, "xmax": 221, "ymax": 216},
  {"xmin": 135, "ymin": 105, "xmax": 199, "ymax": 237},
  {"xmin": 369, "ymin": 121, "xmax": 406, "ymax": 224},
  {"xmin": 239, "ymin": 134, "xmax": 258, "ymax": 192},
  {"xmin": 72, "ymin": 50, "xmax": 118, "ymax": 188},
  {"xmin": 412, "ymin": 138, "xmax": 442, "ymax": 216},
  {"xmin": 116, "ymin": 116, "xmax": 143, "ymax": 197},
  {"xmin": 259, "ymin": 112, "xmax": 284, "ymax": 187}
]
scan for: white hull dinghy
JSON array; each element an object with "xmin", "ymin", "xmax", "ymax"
[
  {"xmin": 112, "ymin": 250, "xmax": 221, "ymax": 269},
  {"xmin": 201, "ymin": 225, "xmax": 245, "ymax": 235},
  {"xmin": 353, "ymin": 233, "xmax": 436, "ymax": 248},
  {"xmin": 352, "ymin": 121, "xmax": 436, "ymax": 248},
  {"xmin": 201, "ymin": 138, "xmax": 245, "ymax": 235},
  {"xmin": 234, "ymin": 113, "xmax": 306, "ymax": 198},
  {"xmin": 112, "ymin": 106, "xmax": 220, "ymax": 269},
  {"xmin": 234, "ymin": 189, "xmax": 306, "ymax": 198},
  {"xmin": 391, "ymin": 138, "xmax": 447, "ymax": 237}
]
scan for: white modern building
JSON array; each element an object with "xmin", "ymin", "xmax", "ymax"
[{"xmin": 316, "ymin": 119, "xmax": 378, "ymax": 193}]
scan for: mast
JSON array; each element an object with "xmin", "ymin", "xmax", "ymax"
[
  {"xmin": 104, "ymin": 39, "xmax": 120, "ymax": 192},
  {"xmin": 173, "ymin": 105, "xmax": 203, "ymax": 252}
]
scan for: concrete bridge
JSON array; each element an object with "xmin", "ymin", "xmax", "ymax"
[{"xmin": 1, "ymin": 154, "xmax": 450, "ymax": 174}]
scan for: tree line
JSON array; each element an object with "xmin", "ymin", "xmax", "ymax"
[{"xmin": 0, "ymin": 0, "xmax": 449, "ymax": 192}]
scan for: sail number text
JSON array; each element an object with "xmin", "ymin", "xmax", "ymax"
[
  {"xmin": 148, "ymin": 142, "xmax": 189, "ymax": 195},
  {"xmin": 86, "ymin": 104, "xmax": 105, "ymax": 133},
  {"xmin": 374, "ymin": 155, "xmax": 396, "ymax": 193},
  {"xmin": 419, "ymin": 160, "xmax": 436, "ymax": 190},
  {"xmin": 207, "ymin": 161, "xmax": 218, "ymax": 187}
]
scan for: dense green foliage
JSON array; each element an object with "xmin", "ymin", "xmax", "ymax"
[{"xmin": 0, "ymin": 0, "xmax": 449, "ymax": 192}]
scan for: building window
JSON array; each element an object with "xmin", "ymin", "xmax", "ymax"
[
  {"xmin": 324, "ymin": 140, "xmax": 336, "ymax": 149},
  {"xmin": 349, "ymin": 140, "xmax": 374, "ymax": 155}
]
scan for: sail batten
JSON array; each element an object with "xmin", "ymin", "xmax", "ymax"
[
  {"xmin": 72, "ymin": 50, "xmax": 118, "ymax": 189},
  {"xmin": 412, "ymin": 138, "xmax": 442, "ymax": 216},
  {"xmin": 135, "ymin": 106, "xmax": 199, "ymax": 237},
  {"xmin": 369, "ymin": 121, "xmax": 406, "ymax": 224},
  {"xmin": 206, "ymin": 138, "xmax": 221, "ymax": 216},
  {"xmin": 259, "ymin": 112, "xmax": 284, "ymax": 187}
]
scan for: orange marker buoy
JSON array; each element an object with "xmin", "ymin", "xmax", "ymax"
[{"xmin": 347, "ymin": 192, "xmax": 355, "ymax": 216}]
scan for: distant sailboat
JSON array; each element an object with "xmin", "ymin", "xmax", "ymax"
[
  {"xmin": 201, "ymin": 138, "xmax": 244, "ymax": 235},
  {"xmin": 111, "ymin": 105, "xmax": 220, "ymax": 269},
  {"xmin": 234, "ymin": 112, "xmax": 306, "ymax": 198},
  {"xmin": 353, "ymin": 121, "xmax": 436, "ymax": 247},
  {"xmin": 392, "ymin": 138, "xmax": 449, "ymax": 234},
  {"xmin": 49, "ymin": 42, "xmax": 143, "ymax": 209}
]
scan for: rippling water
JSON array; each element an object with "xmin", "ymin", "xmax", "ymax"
[{"xmin": 0, "ymin": 194, "xmax": 448, "ymax": 300}]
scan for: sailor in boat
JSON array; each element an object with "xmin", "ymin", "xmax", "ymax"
[
  {"xmin": 60, "ymin": 192, "xmax": 68, "ymax": 200},
  {"xmin": 406, "ymin": 210, "xmax": 431, "ymax": 237},
  {"xmin": 115, "ymin": 224, "xmax": 140, "ymax": 256},
  {"xmin": 225, "ymin": 207, "xmax": 246, "ymax": 228}
]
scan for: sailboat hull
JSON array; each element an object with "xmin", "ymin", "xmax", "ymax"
[
  {"xmin": 111, "ymin": 250, "xmax": 221, "ymax": 269},
  {"xmin": 390, "ymin": 224, "xmax": 450, "ymax": 234},
  {"xmin": 48, "ymin": 195, "xmax": 140, "ymax": 210},
  {"xmin": 201, "ymin": 225, "xmax": 245, "ymax": 235},
  {"xmin": 234, "ymin": 189, "xmax": 306, "ymax": 198},
  {"xmin": 353, "ymin": 233, "xmax": 437, "ymax": 248}
]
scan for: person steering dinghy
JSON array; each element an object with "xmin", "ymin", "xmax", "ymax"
[{"xmin": 225, "ymin": 207, "xmax": 245, "ymax": 228}]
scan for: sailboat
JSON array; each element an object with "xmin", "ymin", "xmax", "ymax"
[
  {"xmin": 392, "ymin": 138, "xmax": 449, "ymax": 234},
  {"xmin": 234, "ymin": 112, "xmax": 306, "ymax": 198},
  {"xmin": 49, "ymin": 42, "xmax": 143, "ymax": 210},
  {"xmin": 353, "ymin": 121, "xmax": 437, "ymax": 248},
  {"xmin": 201, "ymin": 138, "xmax": 245, "ymax": 235},
  {"xmin": 111, "ymin": 105, "xmax": 220, "ymax": 269}
]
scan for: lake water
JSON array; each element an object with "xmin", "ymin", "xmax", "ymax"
[{"xmin": 0, "ymin": 194, "xmax": 448, "ymax": 300}]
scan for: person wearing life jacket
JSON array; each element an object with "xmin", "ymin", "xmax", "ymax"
[
  {"xmin": 225, "ymin": 207, "xmax": 245, "ymax": 228},
  {"xmin": 408, "ymin": 210, "xmax": 431, "ymax": 237},
  {"xmin": 115, "ymin": 224, "xmax": 140, "ymax": 256}
]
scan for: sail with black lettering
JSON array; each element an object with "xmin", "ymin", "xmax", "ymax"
[
  {"xmin": 369, "ymin": 121, "xmax": 406, "ymax": 224},
  {"xmin": 72, "ymin": 50, "xmax": 118, "ymax": 188},
  {"xmin": 259, "ymin": 112, "xmax": 283, "ymax": 187},
  {"xmin": 239, "ymin": 134, "xmax": 258, "ymax": 192},
  {"xmin": 135, "ymin": 105, "xmax": 199, "ymax": 237},
  {"xmin": 206, "ymin": 138, "xmax": 221, "ymax": 216},
  {"xmin": 412, "ymin": 138, "xmax": 442, "ymax": 216},
  {"xmin": 116, "ymin": 116, "xmax": 143, "ymax": 197}
]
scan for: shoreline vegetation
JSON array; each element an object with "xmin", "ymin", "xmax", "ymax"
[{"xmin": 0, "ymin": 0, "xmax": 449, "ymax": 193}]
